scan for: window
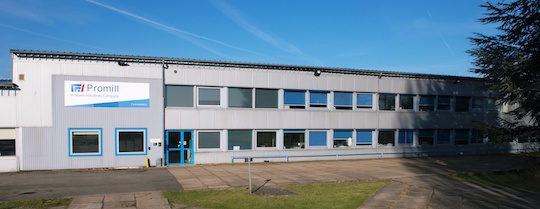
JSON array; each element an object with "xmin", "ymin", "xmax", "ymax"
[
  {"xmin": 399, "ymin": 95, "xmax": 414, "ymax": 110},
  {"xmin": 284, "ymin": 90, "xmax": 306, "ymax": 109},
  {"xmin": 378, "ymin": 130, "xmax": 395, "ymax": 146},
  {"xmin": 69, "ymin": 129, "xmax": 101, "ymax": 156},
  {"xmin": 455, "ymin": 97, "xmax": 470, "ymax": 112},
  {"xmin": 356, "ymin": 130, "xmax": 373, "ymax": 145},
  {"xmin": 116, "ymin": 129, "xmax": 146, "ymax": 155},
  {"xmin": 198, "ymin": 87, "xmax": 220, "ymax": 106},
  {"xmin": 334, "ymin": 92, "xmax": 353, "ymax": 110},
  {"xmin": 309, "ymin": 131, "xmax": 327, "ymax": 147},
  {"xmin": 256, "ymin": 131, "xmax": 276, "ymax": 148},
  {"xmin": 419, "ymin": 96, "xmax": 435, "ymax": 112},
  {"xmin": 0, "ymin": 140, "xmax": 15, "ymax": 156},
  {"xmin": 437, "ymin": 130, "xmax": 451, "ymax": 144},
  {"xmin": 309, "ymin": 91, "xmax": 328, "ymax": 108},
  {"xmin": 379, "ymin": 94, "xmax": 396, "ymax": 111},
  {"xmin": 471, "ymin": 97, "xmax": 485, "ymax": 112},
  {"xmin": 198, "ymin": 131, "xmax": 221, "ymax": 149},
  {"xmin": 229, "ymin": 88, "xmax": 252, "ymax": 108},
  {"xmin": 398, "ymin": 130, "xmax": 414, "ymax": 145},
  {"xmin": 255, "ymin": 89, "xmax": 278, "ymax": 108},
  {"xmin": 487, "ymin": 98, "xmax": 499, "ymax": 112},
  {"xmin": 455, "ymin": 129, "xmax": 469, "ymax": 145},
  {"xmin": 166, "ymin": 85, "xmax": 193, "ymax": 107},
  {"xmin": 333, "ymin": 130, "xmax": 352, "ymax": 147},
  {"xmin": 228, "ymin": 130, "xmax": 252, "ymax": 150},
  {"xmin": 284, "ymin": 130, "xmax": 305, "ymax": 149},
  {"xmin": 418, "ymin": 130, "xmax": 434, "ymax": 145},
  {"xmin": 471, "ymin": 129, "xmax": 484, "ymax": 144},
  {"xmin": 437, "ymin": 96, "xmax": 452, "ymax": 111},
  {"xmin": 357, "ymin": 93, "xmax": 373, "ymax": 109}
]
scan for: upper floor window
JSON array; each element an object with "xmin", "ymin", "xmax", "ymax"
[
  {"xmin": 356, "ymin": 93, "xmax": 373, "ymax": 109},
  {"xmin": 379, "ymin": 94, "xmax": 396, "ymax": 111},
  {"xmin": 228, "ymin": 87, "xmax": 252, "ymax": 108},
  {"xmin": 419, "ymin": 95, "xmax": 435, "ymax": 112},
  {"xmin": 471, "ymin": 97, "xmax": 485, "ymax": 112},
  {"xmin": 284, "ymin": 90, "xmax": 306, "ymax": 109},
  {"xmin": 255, "ymin": 89, "xmax": 278, "ymax": 108},
  {"xmin": 166, "ymin": 85, "xmax": 193, "ymax": 107},
  {"xmin": 334, "ymin": 92, "xmax": 353, "ymax": 110},
  {"xmin": 198, "ymin": 87, "xmax": 221, "ymax": 106},
  {"xmin": 309, "ymin": 91, "xmax": 328, "ymax": 108},
  {"xmin": 437, "ymin": 96, "xmax": 452, "ymax": 111},
  {"xmin": 455, "ymin": 97, "xmax": 470, "ymax": 112},
  {"xmin": 399, "ymin": 95, "xmax": 414, "ymax": 110}
]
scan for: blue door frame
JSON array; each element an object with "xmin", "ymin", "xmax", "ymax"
[{"xmin": 165, "ymin": 130, "xmax": 194, "ymax": 165}]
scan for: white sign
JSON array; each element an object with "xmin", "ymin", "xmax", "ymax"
[
  {"xmin": 150, "ymin": 138, "xmax": 162, "ymax": 143},
  {"xmin": 65, "ymin": 80, "xmax": 149, "ymax": 108}
]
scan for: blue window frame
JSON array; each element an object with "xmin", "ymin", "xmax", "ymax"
[
  {"xmin": 398, "ymin": 129, "xmax": 414, "ymax": 144},
  {"xmin": 357, "ymin": 93, "xmax": 373, "ymax": 109},
  {"xmin": 309, "ymin": 131, "xmax": 327, "ymax": 147},
  {"xmin": 284, "ymin": 90, "xmax": 306, "ymax": 108},
  {"xmin": 115, "ymin": 128, "xmax": 148, "ymax": 156},
  {"xmin": 68, "ymin": 128, "xmax": 102, "ymax": 157},
  {"xmin": 334, "ymin": 92, "xmax": 353, "ymax": 109},
  {"xmin": 356, "ymin": 130, "xmax": 373, "ymax": 145},
  {"xmin": 437, "ymin": 129, "xmax": 451, "ymax": 144},
  {"xmin": 334, "ymin": 129, "xmax": 353, "ymax": 147},
  {"xmin": 419, "ymin": 95, "xmax": 435, "ymax": 111},
  {"xmin": 309, "ymin": 91, "xmax": 328, "ymax": 107}
]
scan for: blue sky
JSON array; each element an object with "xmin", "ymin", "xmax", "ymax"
[{"xmin": 0, "ymin": 0, "xmax": 496, "ymax": 78}]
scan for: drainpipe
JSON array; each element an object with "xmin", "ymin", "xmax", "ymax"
[{"xmin": 162, "ymin": 60, "xmax": 168, "ymax": 166}]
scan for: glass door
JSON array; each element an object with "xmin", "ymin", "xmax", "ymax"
[{"xmin": 166, "ymin": 130, "xmax": 193, "ymax": 165}]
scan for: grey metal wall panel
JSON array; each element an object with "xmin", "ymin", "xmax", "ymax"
[{"xmin": 20, "ymin": 75, "xmax": 163, "ymax": 170}]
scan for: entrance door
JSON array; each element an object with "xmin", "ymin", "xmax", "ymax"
[{"xmin": 166, "ymin": 130, "xmax": 194, "ymax": 165}]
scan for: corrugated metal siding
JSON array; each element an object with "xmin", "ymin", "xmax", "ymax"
[{"xmin": 21, "ymin": 75, "xmax": 163, "ymax": 170}]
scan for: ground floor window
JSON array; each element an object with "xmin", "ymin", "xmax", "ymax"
[
  {"xmin": 284, "ymin": 130, "xmax": 305, "ymax": 149},
  {"xmin": 418, "ymin": 130, "xmax": 434, "ymax": 145},
  {"xmin": 198, "ymin": 131, "xmax": 221, "ymax": 149},
  {"xmin": 0, "ymin": 139, "xmax": 15, "ymax": 156},
  {"xmin": 378, "ymin": 130, "xmax": 395, "ymax": 146},
  {"xmin": 398, "ymin": 129, "xmax": 414, "ymax": 145},
  {"xmin": 333, "ymin": 130, "xmax": 352, "ymax": 147},
  {"xmin": 256, "ymin": 131, "xmax": 277, "ymax": 148},
  {"xmin": 228, "ymin": 130, "xmax": 252, "ymax": 150},
  {"xmin": 437, "ymin": 130, "xmax": 451, "ymax": 144},
  {"xmin": 116, "ymin": 128, "xmax": 146, "ymax": 155},
  {"xmin": 356, "ymin": 130, "xmax": 373, "ymax": 145},
  {"xmin": 69, "ymin": 128, "xmax": 101, "ymax": 156},
  {"xmin": 471, "ymin": 129, "xmax": 485, "ymax": 144},
  {"xmin": 455, "ymin": 129, "xmax": 470, "ymax": 145},
  {"xmin": 309, "ymin": 131, "xmax": 327, "ymax": 147}
]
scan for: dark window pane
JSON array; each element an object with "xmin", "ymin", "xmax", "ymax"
[
  {"xmin": 455, "ymin": 97, "xmax": 470, "ymax": 112},
  {"xmin": 471, "ymin": 129, "xmax": 484, "ymax": 144},
  {"xmin": 357, "ymin": 94, "xmax": 373, "ymax": 108},
  {"xmin": 399, "ymin": 95, "xmax": 414, "ymax": 110},
  {"xmin": 356, "ymin": 130, "xmax": 372, "ymax": 145},
  {"xmin": 437, "ymin": 96, "xmax": 452, "ymax": 111},
  {"xmin": 199, "ymin": 88, "xmax": 220, "ymax": 105},
  {"xmin": 419, "ymin": 96, "xmax": 435, "ymax": 112},
  {"xmin": 284, "ymin": 90, "xmax": 305, "ymax": 106},
  {"xmin": 379, "ymin": 94, "xmax": 396, "ymax": 111},
  {"xmin": 309, "ymin": 131, "xmax": 326, "ymax": 146},
  {"xmin": 168, "ymin": 132, "xmax": 181, "ymax": 148},
  {"xmin": 472, "ymin": 98, "xmax": 484, "ymax": 111},
  {"xmin": 166, "ymin": 85, "xmax": 193, "ymax": 107},
  {"xmin": 334, "ymin": 92, "xmax": 353, "ymax": 107},
  {"xmin": 229, "ymin": 88, "xmax": 252, "ymax": 108},
  {"xmin": 119, "ymin": 131, "xmax": 144, "ymax": 152},
  {"xmin": 0, "ymin": 140, "xmax": 15, "ymax": 156},
  {"xmin": 455, "ymin": 130, "xmax": 469, "ymax": 144},
  {"xmin": 183, "ymin": 132, "xmax": 192, "ymax": 149},
  {"xmin": 255, "ymin": 89, "xmax": 278, "ymax": 108},
  {"xmin": 378, "ymin": 130, "xmax": 395, "ymax": 146},
  {"xmin": 310, "ymin": 91, "xmax": 328, "ymax": 107},
  {"xmin": 334, "ymin": 130, "xmax": 352, "ymax": 147},
  {"xmin": 284, "ymin": 132, "xmax": 305, "ymax": 149},
  {"xmin": 437, "ymin": 130, "xmax": 451, "ymax": 144},
  {"xmin": 72, "ymin": 133, "xmax": 99, "ymax": 154},
  {"xmin": 198, "ymin": 132, "xmax": 220, "ymax": 149},
  {"xmin": 228, "ymin": 130, "xmax": 252, "ymax": 150},
  {"xmin": 257, "ymin": 132, "xmax": 277, "ymax": 147},
  {"xmin": 418, "ymin": 130, "xmax": 434, "ymax": 145},
  {"xmin": 168, "ymin": 150, "xmax": 181, "ymax": 164},
  {"xmin": 398, "ymin": 130, "xmax": 414, "ymax": 144}
]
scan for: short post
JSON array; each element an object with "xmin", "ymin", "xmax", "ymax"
[{"xmin": 248, "ymin": 158, "xmax": 252, "ymax": 195}]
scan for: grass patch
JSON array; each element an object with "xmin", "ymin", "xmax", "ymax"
[
  {"xmin": 164, "ymin": 180, "xmax": 386, "ymax": 209},
  {"xmin": 455, "ymin": 169, "xmax": 540, "ymax": 194},
  {"xmin": 0, "ymin": 198, "xmax": 72, "ymax": 209}
]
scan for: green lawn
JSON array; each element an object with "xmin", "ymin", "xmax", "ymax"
[
  {"xmin": 164, "ymin": 180, "xmax": 386, "ymax": 209},
  {"xmin": 456, "ymin": 169, "xmax": 540, "ymax": 195},
  {"xmin": 0, "ymin": 198, "xmax": 72, "ymax": 209}
]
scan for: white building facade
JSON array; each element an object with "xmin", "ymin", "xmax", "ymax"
[{"xmin": 0, "ymin": 50, "xmax": 520, "ymax": 171}]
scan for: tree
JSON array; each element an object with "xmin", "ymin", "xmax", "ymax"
[{"xmin": 468, "ymin": 0, "xmax": 540, "ymax": 142}]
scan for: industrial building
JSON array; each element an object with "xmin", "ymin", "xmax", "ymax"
[{"xmin": 0, "ymin": 49, "xmax": 522, "ymax": 172}]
